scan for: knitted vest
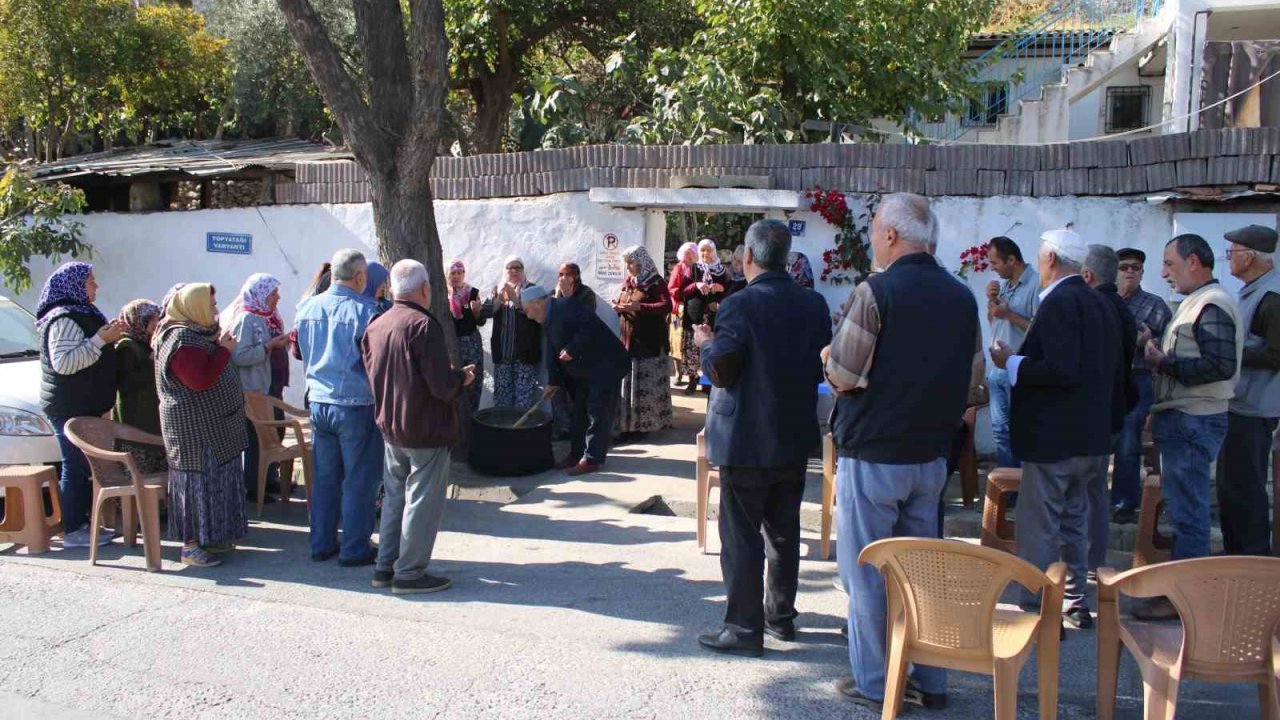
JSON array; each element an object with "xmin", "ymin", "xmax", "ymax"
[
  {"xmin": 1152, "ymin": 282, "xmax": 1242, "ymax": 415},
  {"xmin": 39, "ymin": 311, "xmax": 117, "ymax": 418},
  {"xmin": 154, "ymin": 324, "xmax": 247, "ymax": 472}
]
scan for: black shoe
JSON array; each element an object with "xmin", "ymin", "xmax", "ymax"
[
  {"xmin": 684, "ymin": 379, "xmax": 699, "ymax": 395},
  {"xmin": 391, "ymin": 574, "xmax": 452, "ymax": 595},
  {"xmin": 835, "ymin": 677, "xmax": 884, "ymax": 712},
  {"xmin": 905, "ymin": 679, "xmax": 948, "ymax": 710},
  {"xmin": 311, "ymin": 548, "xmax": 339, "ymax": 562},
  {"xmin": 697, "ymin": 627, "xmax": 763, "ymax": 657},
  {"xmin": 339, "ymin": 548, "xmax": 378, "ymax": 567},
  {"xmin": 371, "ymin": 569, "xmax": 393, "ymax": 588},
  {"xmin": 1064, "ymin": 607, "xmax": 1094, "ymax": 630},
  {"xmin": 1111, "ymin": 506, "xmax": 1138, "ymax": 525},
  {"xmin": 841, "ymin": 624, "xmax": 848, "ymax": 641},
  {"xmin": 764, "ymin": 620, "xmax": 796, "ymax": 642}
]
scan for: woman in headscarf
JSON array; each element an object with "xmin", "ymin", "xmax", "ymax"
[
  {"xmin": 787, "ymin": 251, "xmax": 815, "ymax": 289},
  {"xmin": 696, "ymin": 238, "xmax": 730, "ymax": 326},
  {"xmin": 726, "ymin": 245, "xmax": 749, "ymax": 296},
  {"xmin": 668, "ymin": 241, "xmax": 700, "ymax": 390},
  {"xmin": 482, "ymin": 255, "xmax": 542, "ymax": 408},
  {"xmin": 363, "ymin": 261, "xmax": 393, "ymax": 314},
  {"xmin": 112, "ymin": 299, "xmax": 167, "ymax": 474},
  {"xmin": 223, "ymin": 273, "xmax": 290, "ymax": 502},
  {"xmin": 448, "ymin": 259, "xmax": 486, "ymax": 418},
  {"xmin": 35, "ymin": 261, "xmax": 124, "ymax": 549},
  {"xmin": 614, "ymin": 246, "xmax": 674, "ymax": 439},
  {"xmin": 555, "ymin": 262, "xmax": 620, "ymax": 338},
  {"xmin": 153, "ymin": 284, "xmax": 248, "ymax": 568}
]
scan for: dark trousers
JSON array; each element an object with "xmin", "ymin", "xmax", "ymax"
[
  {"xmin": 719, "ymin": 464, "xmax": 806, "ymax": 633},
  {"xmin": 566, "ymin": 375, "xmax": 621, "ymax": 465},
  {"xmin": 1216, "ymin": 412, "xmax": 1277, "ymax": 555}
]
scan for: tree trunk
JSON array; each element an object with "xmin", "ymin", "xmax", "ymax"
[{"xmin": 470, "ymin": 79, "xmax": 514, "ymax": 154}]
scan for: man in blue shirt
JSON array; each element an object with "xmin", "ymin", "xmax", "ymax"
[
  {"xmin": 985, "ymin": 237, "xmax": 1039, "ymax": 467},
  {"xmin": 296, "ymin": 248, "xmax": 383, "ymax": 566}
]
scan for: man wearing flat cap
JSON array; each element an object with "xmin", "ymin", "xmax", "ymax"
[
  {"xmin": 991, "ymin": 228, "xmax": 1122, "ymax": 630},
  {"xmin": 1219, "ymin": 224, "xmax": 1280, "ymax": 556},
  {"xmin": 1110, "ymin": 248, "xmax": 1172, "ymax": 524}
]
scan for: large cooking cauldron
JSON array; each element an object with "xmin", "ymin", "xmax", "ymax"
[{"xmin": 469, "ymin": 407, "xmax": 554, "ymax": 477}]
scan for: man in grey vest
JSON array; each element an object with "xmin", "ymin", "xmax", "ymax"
[
  {"xmin": 1218, "ymin": 224, "xmax": 1280, "ymax": 556},
  {"xmin": 1139, "ymin": 234, "xmax": 1243, "ymax": 620}
]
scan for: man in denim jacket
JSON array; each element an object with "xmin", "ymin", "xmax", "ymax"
[{"xmin": 296, "ymin": 248, "xmax": 384, "ymax": 566}]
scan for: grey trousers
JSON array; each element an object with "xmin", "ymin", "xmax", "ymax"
[
  {"xmin": 376, "ymin": 444, "xmax": 451, "ymax": 582},
  {"xmin": 1016, "ymin": 455, "xmax": 1108, "ymax": 611},
  {"xmin": 1086, "ymin": 452, "xmax": 1111, "ymax": 572}
]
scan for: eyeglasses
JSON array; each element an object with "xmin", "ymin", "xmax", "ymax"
[
  {"xmin": 1221, "ymin": 248, "xmax": 1254, "ymax": 261},
  {"xmin": 506, "ymin": 265, "xmax": 524, "ymax": 271},
  {"xmin": 1118, "ymin": 263, "xmax": 1143, "ymax": 272}
]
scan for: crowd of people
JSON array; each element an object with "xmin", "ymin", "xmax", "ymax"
[{"xmin": 692, "ymin": 195, "xmax": 1279, "ymax": 711}]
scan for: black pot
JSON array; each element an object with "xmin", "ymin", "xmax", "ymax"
[{"xmin": 469, "ymin": 407, "xmax": 554, "ymax": 477}]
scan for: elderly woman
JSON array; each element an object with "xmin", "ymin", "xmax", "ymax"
[
  {"xmin": 36, "ymin": 262, "xmax": 124, "ymax": 549},
  {"xmin": 449, "ymin": 259, "xmax": 486, "ymax": 417},
  {"xmin": 482, "ymin": 255, "xmax": 542, "ymax": 408},
  {"xmin": 614, "ymin": 246, "xmax": 674, "ymax": 439},
  {"xmin": 154, "ymin": 283, "xmax": 248, "ymax": 568},
  {"xmin": 223, "ymin": 273, "xmax": 290, "ymax": 501},
  {"xmin": 113, "ymin": 299, "xmax": 167, "ymax": 474},
  {"xmin": 726, "ymin": 246, "xmax": 748, "ymax": 296},
  {"xmin": 696, "ymin": 238, "xmax": 730, "ymax": 326},
  {"xmin": 668, "ymin": 242, "xmax": 700, "ymax": 390}
]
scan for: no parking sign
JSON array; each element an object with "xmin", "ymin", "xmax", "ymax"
[{"xmin": 596, "ymin": 233, "xmax": 624, "ymax": 280}]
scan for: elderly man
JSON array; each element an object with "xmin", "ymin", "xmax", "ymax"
[
  {"xmin": 1218, "ymin": 225, "xmax": 1280, "ymax": 556},
  {"xmin": 296, "ymin": 248, "xmax": 383, "ymax": 566},
  {"xmin": 691, "ymin": 219, "xmax": 830, "ymax": 659},
  {"xmin": 1138, "ymin": 234, "xmax": 1243, "ymax": 619},
  {"xmin": 1111, "ymin": 248, "xmax": 1172, "ymax": 523},
  {"xmin": 825, "ymin": 194, "xmax": 981, "ymax": 710},
  {"xmin": 521, "ymin": 284, "xmax": 629, "ymax": 475},
  {"xmin": 986, "ymin": 236, "xmax": 1040, "ymax": 468},
  {"xmin": 991, "ymin": 229, "xmax": 1121, "ymax": 630},
  {"xmin": 1081, "ymin": 244, "xmax": 1137, "ymax": 577},
  {"xmin": 362, "ymin": 260, "xmax": 475, "ymax": 594}
]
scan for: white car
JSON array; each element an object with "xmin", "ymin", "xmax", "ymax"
[{"xmin": 0, "ymin": 295, "xmax": 62, "ymax": 466}]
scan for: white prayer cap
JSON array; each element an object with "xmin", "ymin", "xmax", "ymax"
[
  {"xmin": 1040, "ymin": 228, "xmax": 1089, "ymax": 264},
  {"xmin": 519, "ymin": 284, "xmax": 549, "ymax": 304}
]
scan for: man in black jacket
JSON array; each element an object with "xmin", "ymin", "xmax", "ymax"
[
  {"xmin": 991, "ymin": 228, "xmax": 1121, "ymax": 631},
  {"xmin": 693, "ymin": 219, "xmax": 832, "ymax": 659}
]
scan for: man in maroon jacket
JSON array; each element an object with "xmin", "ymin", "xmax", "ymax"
[{"xmin": 362, "ymin": 260, "xmax": 475, "ymax": 595}]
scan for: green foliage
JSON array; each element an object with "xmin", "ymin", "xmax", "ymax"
[
  {"xmin": 0, "ymin": 167, "xmax": 88, "ymax": 294},
  {"xmin": 626, "ymin": 0, "xmax": 998, "ymax": 144},
  {"xmin": 0, "ymin": 0, "xmax": 228, "ymax": 159}
]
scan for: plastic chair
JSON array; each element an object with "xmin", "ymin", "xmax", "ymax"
[
  {"xmin": 819, "ymin": 433, "xmax": 836, "ymax": 559},
  {"xmin": 0, "ymin": 465, "xmax": 63, "ymax": 554},
  {"xmin": 1097, "ymin": 556, "xmax": 1280, "ymax": 720},
  {"xmin": 244, "ymin": 391, "xmax": 314, "ymax": 518},
  {"xmin": 981, "ymin": 468, "xmax": 1021, "ymax": 554},
  {"xmin": 1132, "ymin": 473, "xmax": 1172, "ymax": 569},
  {"xmin": 859, "ymin": 537, "xmax": 1065, "ymax": 720},
  {"xmin": 958, "ymin": 403, "xmax": 988, "ymax": 508},
  {"xmin": 695, "ymin": 430, "xmax": 720, "ymax": 553},
  {"xmin": 63, "ymin": 417, "xmax": 167, "ymax": 572}
]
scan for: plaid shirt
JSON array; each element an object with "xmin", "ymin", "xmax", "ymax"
[
  {"xmin": 1159, "ymin": 287, "xmax": 1238, "ymax": 387},
  {"xmin": 1122, "ymin": 289, "xmax": 1172, "ymax": 371}
]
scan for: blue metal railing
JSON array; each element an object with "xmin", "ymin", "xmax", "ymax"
[{"xmin": 911, "ymin": 0, "xmax": 1163, "ymax": 142}]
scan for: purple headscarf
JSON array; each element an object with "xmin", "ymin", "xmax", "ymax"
[{"xmin": 35, "ymin": 262, "xmax": 105, "ymax": 332}]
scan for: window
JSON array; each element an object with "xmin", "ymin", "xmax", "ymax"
[
  {"xmin": 964, "ymin": 83, "xmax": 1008, "ymax": 127},
  {"xmin": 1106, "ymin": 85, "xmax": 1151, "ymax": 133}
]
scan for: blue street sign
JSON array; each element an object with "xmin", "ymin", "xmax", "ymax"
[
  {"xmin": 788, "ymin": 220, "xmax": 806, "ymax": 237},
  {"xmin": 206, "ymin": 232, "xmax": 253, "ymax": 255}
]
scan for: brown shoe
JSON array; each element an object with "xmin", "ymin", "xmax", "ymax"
[
  {"xmin": 567, "ymin": 461, "xmax": 600, "ymax": 476},
  {"xmin": 1130, "ymin": 596, "xmax": 1179, "ymax": 621}
]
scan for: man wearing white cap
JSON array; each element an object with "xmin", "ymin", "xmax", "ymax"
[{"xmin": 991, "ymin": 227, "xmax": 1122, "ymax": 630}]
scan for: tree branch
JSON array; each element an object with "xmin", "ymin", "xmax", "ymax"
[
  {"xmin": 407, "ymin": 0, "xmax": 450, "ymax": 144},
  {"xmin": 353, "ymin": 0, "xmax": 413, "ymax": 145}
]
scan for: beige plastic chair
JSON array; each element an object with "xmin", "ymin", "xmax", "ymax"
[
  {"xmin": 980, "ymin": 468, "xmax": 1021, "ymax": 554},
  {"xmin": 859, "ymin": 537, "xmax": 1065, "ymax": 720},
  {"xmin": 244, "ymin": 391, "xmax": 314, "ymax": 518},
  {"xmin": 1132, "ymin": 473, "xmax": 1172, "ymax": 569},
  {"xmin": 63, "ymin": 417, "xmax": 167, "ymax": 572},
  {"xmin": 1097, "ymin": 556, "xmax": 1280, "ymax": 720},
  {"xmin": 819, "ymin": 433, "xmax": 836, "ymax": 560},
  {"xmin": 957, "ymin": 403, "xmax": 988, "ymax": 508},
  {"xmin": 695, "ymin": 430, "xmax": 720, "ymax": 553}
]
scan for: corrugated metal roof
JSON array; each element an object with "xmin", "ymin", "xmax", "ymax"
[{"xmin": 31, "ymin": 138, "xmax": 352, "ymax": 182}]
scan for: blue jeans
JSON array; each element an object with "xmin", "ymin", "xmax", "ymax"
[
  {"xmin": 49, "ymin": 415, "xmax": 92, "ymax": 533},
  {"xmin": 837, "ymin": 456, "xmax": 947, "ymax": 700},
  {"xmin": 1152, "ymin": 410, "xmax": 1228, "ymax": 560},
  {"xmin": 309, "ymin": 403, "xmax": 384, "ymax": 561},
  {"xmin": 1111, "ymin": 374, "xmax": 1154, "ymax": 511},
  {"xmin": 987, "ymin": 368, "xmax": 1019, "ymax": 468}
]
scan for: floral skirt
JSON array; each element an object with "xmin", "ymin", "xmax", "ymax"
[
  {"xmin": 167, "ymin": 449, "xmax": 248, "ymax": 547},
  {"xmin": 619, "ymin": 356, "xmax": 673, "ymax": 433},
  {"xmin": 679, "ymin": 328, "xmax": 701, "ymax": 377},
  {"xmin": 459, "ymin": 331, "xmax": 484, "ymax": 417},
  {"xmin": 494, "ymin": 362, "xmax": 541, "ymax": 408}
]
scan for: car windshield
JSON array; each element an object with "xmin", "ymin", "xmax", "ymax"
[{"xmin": 0, "ymin": 298, "xmax": 40, "ymax": 357}]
